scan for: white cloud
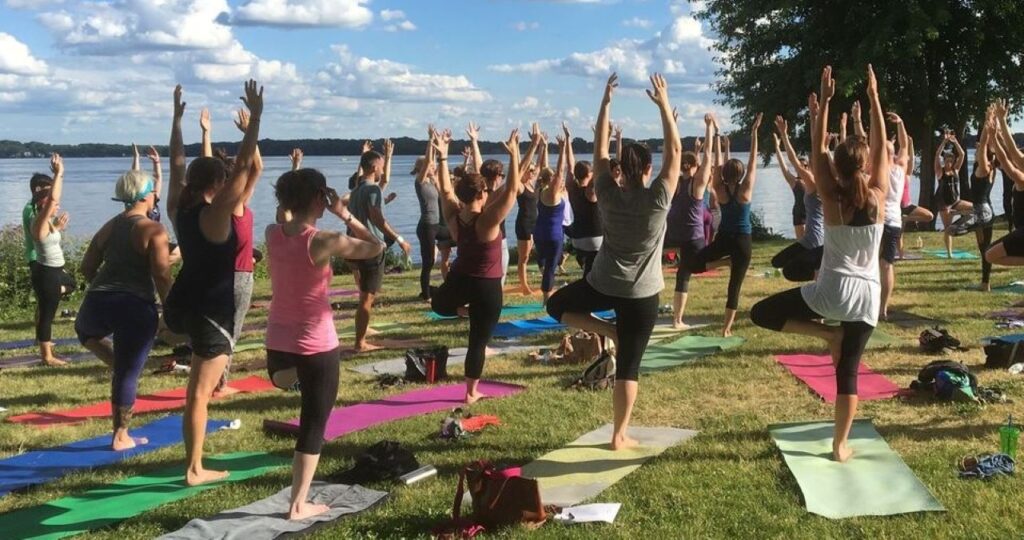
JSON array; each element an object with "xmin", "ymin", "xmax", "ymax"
[
  {"xmin": 318, "ymin": 45, "xmax": 490, "ymax": 103},
  {"xmin": 623, "ymin": 17, "xmax": 651, "ymax": 29},
  {"xmin": 513, "ymin": 96, "xmax": 540, "ymax": 109},
  {"xmin": 379, "ymin": 9, "xmax": 405, "ymax": 21},
  {"xmin": 4, "ymin": 0, "xmax": 62, "ymax": 8},
  {"xmin": 512, "ymin": 21, "xmax": 540, "ymax": 31},
  {"xmin": 228, "ymin": 0, "xmax": 373, "ymax": 28},
  {"xmin": 0, "ymin": 33, "xmax": 49, "ymax": 75},
  {"xmin": 384, "ymin": 20, "xmax": 416, "ymax": 32}
]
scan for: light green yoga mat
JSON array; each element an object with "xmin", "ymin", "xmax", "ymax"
[
  {"xmin": 0, "ymin": 452, "xmax": 289, "ymax": 540},
  {"xmin": 866, "ymin": 329, "xmax": 898, "ymax": 349},
  {"xmin": 769, "ymin": 419, "xmax": 944, "ymax": 519},
  {"xmin": 521, "ymin": 424, "xmax": 697, "ymax": 506},
  {"xmin": 639, "ymin": 335, "xmax": 745, "ymax": 373}
]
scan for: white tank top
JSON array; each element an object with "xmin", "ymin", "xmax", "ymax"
[{"xmin": 884, "ymin": 165, "xmax": 905, "ymax": 228}]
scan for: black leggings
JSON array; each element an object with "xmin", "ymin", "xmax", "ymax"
[
  {"xmin": 417, "ymin": 222, "xmax": 441, "ymax": 298},
  {"xmin": 771, "ymin": 243, "xmax": 823, "ymax": 282},
  {"xmin": 547, "ymin": 278, "xmax": 659, "ymax": 381},
  {"xmin": 534, "ymin": 237, "xmax": 564, "ymax": 293},
  {"xmin": 575, "ymin": 249, "xmax": 598, "ymax": 278},
  {"xmin": 267, "ymin": 348, "xmax": 340, "ymax": 455},
  {"xmin": 977, "ymin": 225, "xmax": 994, "ymax": 284},
  {"xmin": 750, "ymin": 288, "xmax": 873, "ymax": 395},
  {"xmin": 674, "ymin": 237, "xmax": 705, "ymax": 293},
  {"xmin": 1004, "ymin": 173, "xmax": 1015, "ymax": 232},
  {"xmin": 30, "ymin": 263, "xmax": 76, "ymax": 342},
  {"xmin": 431, "ymin": 274, "xmax": 503, "ymax": 379},
  {"xmin": 689, "ymin": 232, "xmax": 752, "ymax": 310}
]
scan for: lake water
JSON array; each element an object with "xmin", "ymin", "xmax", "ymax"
[{"xmin": 0, "ymin": 153, "xmax": 979, "ymax": 262}]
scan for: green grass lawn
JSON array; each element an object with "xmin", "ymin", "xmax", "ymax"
[{"xmin": 1, "ymin": 231, "xmax": 1022, "ymax": 539}]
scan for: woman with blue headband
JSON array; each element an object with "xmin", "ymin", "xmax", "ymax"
[{"xmin": 75, "ymin": 167, "xmax": 173, "ymax": 450}]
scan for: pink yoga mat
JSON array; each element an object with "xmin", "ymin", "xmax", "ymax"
[
  {"xmin": 263, "ymin": 380, "xmax": 525, "ymax": 441},
  {"xmin": 774, "ymin": 354, "xmax": 901, "ymax": 403}
]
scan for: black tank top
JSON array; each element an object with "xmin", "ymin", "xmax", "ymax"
[
  {"xmin": 971, "ymin": 173, "xmax": 994, "ymax": 205},
  {"xmin": 568, "ymin": 180, "xmax": 602, "ymax": 238},
  {"xmin": 1012, "ymin": 188, "xmax": 1024, "ymax": 231},
  {"xmin": 166, "ymin": 202, "xmax": 237, "ymax": 321},
  {"xmin": 516, "ymin": 187, "xmax": 539, "ymax": 228}
]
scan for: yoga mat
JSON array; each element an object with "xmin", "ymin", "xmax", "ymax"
[
  {"xmin": 866, "ymin": 329, "xmax": 898, "ymax": 349},
  {"xmin": 427, "ymin": 302, "xmax": 544, "ymax": 321},
  {"xmin": 992, "ymin": 281, "xmax": 1024, "ymax": 294},
  {"xmin": 349, "ymin": 344, "xmax": 535, "ymax": 376},
  {"xmin": 328, "ymin": 288, "xmax": 359, "ymax": 298},
  {"xmin": 897, "ymin": 253, "xmax": 924, "ymax": 261},
  {"xmin": 339, "ymin": 338, "xmax": 431, "ymax": 356},
  {"xmin": 884, "ymin": 310, "xmax": 944, "ymax": 329},
  {"xmin": 0, "ymin": 337, "xmax": 79, "ymax": 352},
  {"xmin": 774, "ymin": 354, "xmax": 901, "ymax": 403},
  {"xmin": 769, "ymin": 419, "xmax": 944, "ymax": 519},
  {"xmin": 646, "ymin": 320, "xmax": 712, "ymax": 344},
  {"xmin": 640, "ymin": 335, "xmax": 745, "ymax": 373},
  {"xmin": 0, "ymin": 452, "xmax": 289, "ymax": 540},
  {"xmin": 264, "ymin": 380, "xmax": 524, "ymax": 441},
  {"xmin": 0, "ymin": 352, "xmax": 95, "ymax": 369},
  {"xmin": 492, "ymin": 311, "xmax": 615, "ymax": 339},
  {"xmin": 521, "ymin": 424, "xmax": 697, "ymax": 507},
  {"xmin": 923, "ymin": 248, "xmax": 979, "ymax": 260},
  {"xmin": 337, "ymin": 322, "xmax": 402, "ymax": 341},
  {"xmin": 8, "ymin": 376, "xmax": 275, "ymax": 427},
  {"xmin": 157, "ymin": 482, "xmax": 387, "ymax": 540},
  {"xmin": 0, "ymin": 415, "xmax": 231, "ymax": 497},
  {"xmin": 982, "ymin": 333, "xmax": 1024, "ymax": 344}
]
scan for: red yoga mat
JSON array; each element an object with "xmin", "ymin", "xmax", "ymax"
[
  {"xmin": 264, "ymin": 380, "xmax": 524, "ymax": 441},
  {"xmin": 7, "ymin": 376, "xmax": 275, "ymax": 427},
  {"xmin": 774, "ymin": 354, "xmax": 901, "ymax": 403}
]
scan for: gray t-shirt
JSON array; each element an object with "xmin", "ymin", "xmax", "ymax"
[
  {"xmin": 415, "ymin": 180, "xmax": 440, "ymax": 225},
  {"xmin": 349, "ymin": 180, "xmax": 385, "ymax": 242},
  {"xmin": 587, "ymin": 171, "xmax": 671, "ymax": 298}
]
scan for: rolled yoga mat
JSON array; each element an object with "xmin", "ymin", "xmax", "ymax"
[
  {"xmin": 0, "ymin": 452, "xmax": 289, "ymax": 540},
  {"xmin": 427, "ymin": 302, "xmax": 544, "ymax": 321},
  {"xmin": 492, "ymin": 311, "xmax": 615, "ymax": 339},
  {"xmin": 0, "ymin": 415, "xmax": 231, "ymax": 497},
  {"xmin": 769, "ymin": 419, "xmax": 944, "ymax": 519},
  {"xmin": 639, "ymin": 335, "xmax": 745, "ymax": 373},
  {"xmin": 264, "ymin": 380, "xmax": 525, "ymax": 441},
  {"xmin": 922, "ymin": 248, "xmax": 979, "ymax": 260},
  {"xmin": 349, "ymin": 344, "xmax": 535, "ymax": 376},
  {"xmin": 773, "ymin": 354, "xmax": 902, "ymax": 403},
  {"xmin": 157, "ymin": 482, "xmax": 387, "ymax": 540},
  {"xmin": 520, "ymin": 424, "xmax": 697, "ymax": 507},
  {"xmin": 7, "ymin": 376, "xmax": 275, "ymax": 427}
]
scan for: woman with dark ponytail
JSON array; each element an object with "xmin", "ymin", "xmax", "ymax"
[{"xmin": 751, "ymin": 65, "xmax": 890, "ymax": 463}]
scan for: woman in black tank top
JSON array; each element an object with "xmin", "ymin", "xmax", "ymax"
[
  {"xmin": 983, "ymin": 103, "xmax": 1024, "ymax": 271},
  {"xmin": 933, "ymin": 130, "xmax": 973, "ymax": 257}
]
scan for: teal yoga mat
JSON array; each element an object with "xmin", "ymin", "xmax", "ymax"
[
  {"xmin": 0, "ymin": 452, "xmax": 289, "ymax": 540},
  {"xmin": 427, "ymin": 302, "xmax": 544, "ymax": 321},
  {"xmin": 769, "ymin": 419, "xmax": 944, "ymax": 519},
  {"xmin": 922, "ymin": 248, "xmax": 979, "ymax": 260},
  {"xmin": 640, "ymin": 335, "xmax": 744, "ymax": 373}
]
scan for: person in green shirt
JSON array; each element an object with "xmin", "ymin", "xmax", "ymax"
[{"xmin": 23, "ymin": 200, "xmax": 37, "ymax": 264}]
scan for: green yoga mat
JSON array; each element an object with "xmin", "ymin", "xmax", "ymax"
[
  {"xmin": 427, "ymin": 302, "xmax": 543, "ymax": 321},
  {"xmin": 521, "ymin": 424, "xmax": 697, "ymax": 507},
  {"xmin": 640, "ymin": 335, "xmax": 745, "ymax": 373},
  {"xmin": 922, "ymin": 248, "xmax": 979, "ymax": 260},
  {"xmin": 769, "ymin": 420, "xmax": 944, "ymax": 519},
  {"xmin": 866, "ymin": 329, "xmax": 897, "ymax": 349},
  {"xmin": 0, "ymin": 452, "xmax": 289, "ymax": 540}
]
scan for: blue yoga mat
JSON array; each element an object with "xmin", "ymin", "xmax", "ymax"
[
  {"xmin": 427, "ymin": 302, "xmax": 544, "ymax": 321},
  {"xmin": 0, "ymin": 337, "xmax": 79, "ymax": 351},
  {"xmin": 0, "ymin": 415, "xmax": 230, "ymax": 497},
  {"xmin": 922, "ymin": 249, "xmax": 979, "ymax": 260},
  {"xmin": 492, "ymin": 311, "xmax": 615, "ymax": 339},
  {"xmin": 982, "ymin": 333, "xmax": 1024, "ymax": 344}
]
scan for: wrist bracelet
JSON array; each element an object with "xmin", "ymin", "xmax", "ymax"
[{"xmin": 395, "ymin": 235, "xmax": 405, "ymax": 245}]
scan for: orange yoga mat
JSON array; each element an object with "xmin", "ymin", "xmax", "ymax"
[{"xmin": 7, "ymin": 376, "xmax": 275, "ymax": 427}]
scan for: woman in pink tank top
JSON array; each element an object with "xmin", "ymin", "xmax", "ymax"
[{"xmin": 266, "ymin": 168, "xmax": 383, "ymax": 520}]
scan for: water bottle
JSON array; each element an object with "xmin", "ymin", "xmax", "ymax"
[{"xmin": 999, "ymin": 415, "xmax": 1020, "ymax": 458}]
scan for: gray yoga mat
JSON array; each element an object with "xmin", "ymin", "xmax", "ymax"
[
  {"xmin": 158, "ymin": 482, "xmax": 387, "ymax": 540},
  {"xmin": 349, "ymin": 344, "xmax": 534, "ymax": 375},
  {"xmin": 521, "ymin": 424, "xmax": 697, "ymax": 507}
]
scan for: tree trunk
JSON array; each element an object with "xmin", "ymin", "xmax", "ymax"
[{"xmin": 917, "ymin": 124, "xmax": 937, "ymax": 232}]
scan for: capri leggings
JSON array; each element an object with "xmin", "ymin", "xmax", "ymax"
[
  {"xmin": 416, "ymin": 221, "xmax": 441, "ymax": 298},
  {"xmin": 74, "ymin": 291, "xmax": 158, "ymax": 430},
  {"xmin": 534, "ymin": 237, "xmax": 564, "ymax": 293},
  {"xmin": 689, "ymin": 232, "xmax": 752, "ymax": 310},
  {"xmin": 267, "ymin": 347, "xmax": 340, "ymax": 455},
  {"xmin": 431, "ymin": 274, "xmax": 503, "ymax": 379},
  {"xmin": 674, "ymin": 238, "xmax": 705, "ymax": 293},
  {"xmin": 770, "ymin": 243, "xmax": 823, "ymax": 282},
  {"xmin": 750, "ymin": 287, "xmax": 873, "ymax": 395},
  {"xmin": 30, "ymin": 263, "xmax": 76, "ymax": 342},
  {"xmin": 546, "ymin": 278, "xmax": 659, "ymax": 382}
]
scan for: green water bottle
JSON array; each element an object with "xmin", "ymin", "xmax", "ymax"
[{"xmin": 999, "ymin": 415, "xmax": 1020, "ymax": 458}]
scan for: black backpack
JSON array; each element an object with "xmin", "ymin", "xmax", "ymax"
[
  {"xmin": 405, "ymin": 346, "xmax": 449, "ymax": 383},
  {"xmin": 983, "ymin": 338, "xmax": 1024, "ymax": 369},
  {"xmin": 919, "ymin": 327, "xmax": 963, "ymax": 354},
  {"xmin": 331, "ymin": 440, "xmax": 420, "ymax": 484},
  {"xmin": 909, "ymin": 360, "xmax": 979, "ymax": 397}
]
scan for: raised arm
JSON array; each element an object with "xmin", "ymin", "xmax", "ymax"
[
  {"xmin": 992, "ymin": 136, "xmax": 1024, "ymax": 189},
  {"xmin": 647, "ymin": 73, "xmax": 681, "ymax": 196},
  {"xmin": 147, "ymin": 146, "xmax": 162, "ymax": 202},
  {"xmin": 466, "ymin": 122, "xmax": 483, "ymax": 174},
  {"xmin": 812, "ymin": 69, "xmax": 839, "ymax": 205},
  {"xmin": 993, "ymin": 99, "xmax": 1024, "ymax": 170},
  {"xmin": 562, "ymin": 122, "xmax": 575, "ymax": 178},
  {"xmin": 551, "ymin": 134, "xmax": 567, "ymax": 201},
  {"xmin": 519, "ymin": 126, "xmax": 542, "ymax": 179},
  {"xmin": 539, "ymin": 130, "xmax": 550, "ymax": 170},
  {"xmin": 695, "ymin": 114, "xmax": 715, "ymax": 196},
  {"xmin": 949, "ymin": 132, "xmax": 966, "ymax": 170},
  {"xmin": 866, "ymin": 65, "xmax": 890, "ymax": 201},
  {"xmin": 976, "ymin": 120, "xmax": 992, "ymax": 179},
  {"xmin": 839, "ymin": 112, "xmax": 848, "ymax": 142},
  {"xmin": 417, "ymin": 125, "xmax": 434, "ymax": 184},
  {"xmin": 203, "ymin": 80, "xmax": 262, "ymax": 242},
  {"xmin": 593, "ymin": 73, "xmax": 618, "ymax": 178},
  {"xmin": 773, "ymin": 134, "xmax": 797, "ymax": 188},
  {"xmin": 934, "ymin": 132, "xmax": 947, "ymax": 175},
  {"xmin": 851, "ymin": 100, "xmax": 865, "ymax": 138},
  {"xmin": 907, "ymin": 135, "xmax": 915, "ymax": 177},
  {"xmin": 290, "ymin": 148, "xmax": 303, "ymax": 171},
  {"xmin": 131, "ymin": 143, "xmax": 140, "ymax": 171},
  {"xmin": 723, "ymin": 135, "xmax": 731, "ymax": 162},
  {"xmin": 200, "ymin": 108, "xmax": 212, "ymax": 158},
  {"xmin": 432, "ymin": 129, "xmax": 461, "ymax": 222},
  {"xmin": 167, "ymin": 85, "xmax": 186, "ymax": 224},
  {"xmin": 232, "ymin": 108, "xmax": 263, "ymax": 208},
  {"xmin": 480, "ymin": 129, "xmax": 523, "ymax": 233},
  {"xmin": 740, "ymin": 113, "xmax": 763, "ymax": 200},
  {"xmin": 613, "ymin": 124, "xmax": 623, "ymax": 159},
  {"xmin": 380, "ymin": 139, "xmax": 394, "ymax": 191},
  {"xmin": 887, "ymin": 112, "xmax": 909, "ymax": 170}
]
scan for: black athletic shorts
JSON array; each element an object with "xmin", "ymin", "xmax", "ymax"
[
  {"xmin": 901, "ymin": 204, "xmax": 917, "ymax": 216},
  {"xmin": 880, "ymin": 225, "xmax": 902, "ymax": 264},
  {"xmin": 348, "ymin": 252, "xmax": 386, "ymax": 294},
  {"xmin": 996, "ymin": 230, "xmax": 1024, "ymax": 257}
]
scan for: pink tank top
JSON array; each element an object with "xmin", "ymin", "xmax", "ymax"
[
  {"xmin": 233, "ymin": 206, "xmax": 254, "ymax": 272},
  {"xmin": 265, "ymin": 224, "xmax": 339, "ymax": 355},
  {"xmin": 901, "ymin": 175, "xmax": 911, "ymax": 207}
]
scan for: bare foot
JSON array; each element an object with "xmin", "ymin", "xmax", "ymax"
[
  {"xmin": 112, "ymin": 435, "xmax": 148, "ymax": 451},
  {"xmin": 519, "ymin": 286, "xmax": 534, "ymax": 296},
  {"xmin": 354, "ymin": 342, "xmax": 383, "ymax": 354},
  {"xmin": 980, "ymin": 283, "xmax": 992, "ymax": 292},
  {"xmin": 832, "ymin": 443, "xmax": 854, "ymax": 463},
  {"xmin": 611, "ymin": 434, "xmax": 640, "ymax": 451},
  {"xmin": 722, "ymin": 327, "xmax": 733, "ymax": 338},
  {"xmin": 365, "ymin": 326, "xmax": 381, "ymax": 337},
  {"xmin": 186, "ymin": 468, "xmax": 230, "ymax": 486},
  {"xmin": 212, "ymin": 386, "xmax": 240, "ymax": 398},
  {"xmin": 289, "ymin": 502, "xmax": 331, "ymax": 521},
  {"xmin": 465, "ymin": 391, "xmax": 488, "ymax": 404},
  {"xmin": 672, "ymin": 321, "xmax": 692, "ymax": 331},
  {"xmin": 42, "ymin": 356, "xmax": 68, "ymax": 367}
]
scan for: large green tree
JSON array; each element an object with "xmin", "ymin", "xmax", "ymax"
[{"xmin": 698, "ymin": 0, "xmax": 1024, "ymax": 210}]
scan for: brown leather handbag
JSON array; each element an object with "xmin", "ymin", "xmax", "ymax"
[{"xmin": 454, "ymin": 461, "xmax": 546, "ymax": 530}]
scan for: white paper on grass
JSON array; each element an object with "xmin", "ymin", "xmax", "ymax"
[{"xmin": 554, "ymin": 503, "xmax": 622, "ymax": 524}]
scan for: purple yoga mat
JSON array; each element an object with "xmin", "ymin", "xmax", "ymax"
[{"xmin": 263, "ymin": 380, "xmax": 525, "ymax": 441}]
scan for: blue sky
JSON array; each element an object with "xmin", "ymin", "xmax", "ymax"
[{"xmin": 0, "ymin": 0, "xmax": 727, "ymax": 144}]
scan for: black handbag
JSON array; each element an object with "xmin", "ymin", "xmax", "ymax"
[{"xmin": 404, "ymin": 346, "xmax": 449, "ymax": 383}]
